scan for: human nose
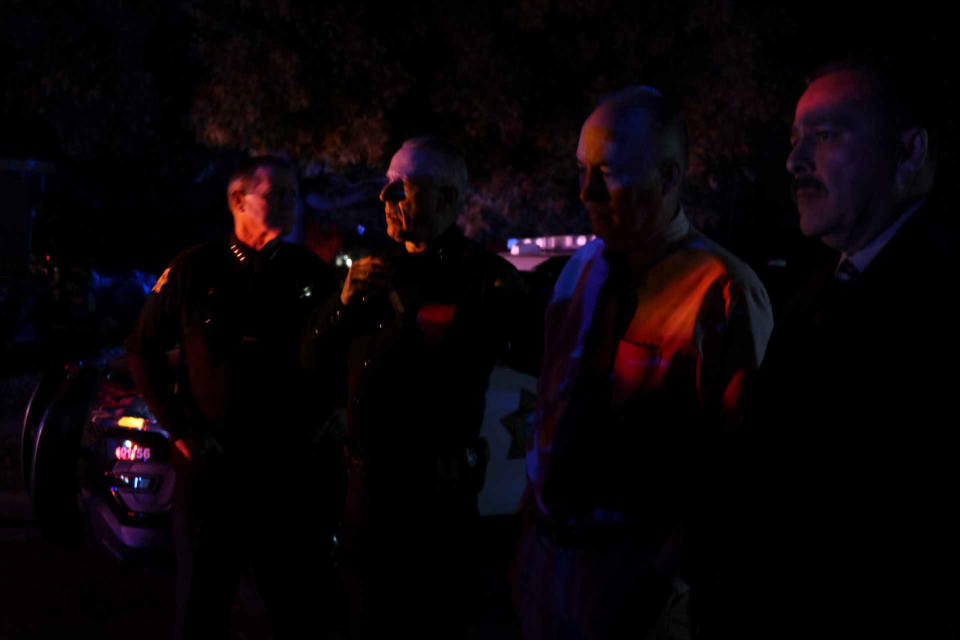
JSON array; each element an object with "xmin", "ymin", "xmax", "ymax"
[
  {"xmin": 380, "ymin": 180, "xmax": 404, "ymax": 203},
  {"xmin": 786, "ymin": 133, "xmax": 813, "ymax": 176},
  {"xmin": 579, "ymin": 166, "xmax": 609, "ymax": 204}
]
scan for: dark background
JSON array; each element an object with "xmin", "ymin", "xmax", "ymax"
[
  {"xmin": 0, "ymin": 2, "xmax": 955, "ymax": 637},
  {"xmin": 2, "ymin": 0, "xmax": 954, "ymax": 273},
  {"xmin": 3, "ymin": 0, "xmax": 955, "ymax": 457},
  {"xmin": 2, "ymin": 2, "xmax": 956, "ymax": 435}
]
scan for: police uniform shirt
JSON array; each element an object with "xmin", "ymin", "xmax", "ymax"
[{"xmin": 126, "ymin": 235, "xmax": 337, "ymax": 444}]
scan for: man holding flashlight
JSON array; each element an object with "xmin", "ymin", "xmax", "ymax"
[{"xmin": 304, "ymin": 137, "xmax": 527, "ymax": 639}]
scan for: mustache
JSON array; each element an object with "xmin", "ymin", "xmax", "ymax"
[{"xmin": 793, "ymin": 175, "xmax": 826, "ymax": 193}]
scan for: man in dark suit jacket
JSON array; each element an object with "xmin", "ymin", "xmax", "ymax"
[{"xmin": 716, "ymin": 60, "xmax": 959, "ymax": 638}]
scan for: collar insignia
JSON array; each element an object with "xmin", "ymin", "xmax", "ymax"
[{"xmin": 151, "ymin": 267, "xmax": 171, "ymax": 294}]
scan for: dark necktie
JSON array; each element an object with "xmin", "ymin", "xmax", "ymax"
[
  {"xmin": 835, "ymin": 258, "xmax": 860, "ymax": 283},
  {"xmin": 811, "ymin": 257, "xmax": 860, "ymax": 328}
]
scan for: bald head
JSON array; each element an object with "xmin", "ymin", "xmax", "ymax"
[
  {"xmin": 386, "ymin": 137, "xmax": 468, "ymax": 211},
  {"xmin": 576, "ymin": 86, "xmax": 688, "ymax": 252},
  {"xmin": 380, "ymin": 137, "xmax": 469, "ymax": 253},
  {"xmin": 586, "ymin": 86, "xmax": 688, "ymax": 177}
]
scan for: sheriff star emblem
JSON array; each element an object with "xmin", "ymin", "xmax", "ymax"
[{"xmin": 501, "ymin": 388, "xmax": 537, "ymax": 459}]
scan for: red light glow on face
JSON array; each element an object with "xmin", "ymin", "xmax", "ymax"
[{"xmin": 115, "ymin": 440, "xmax": 151, "ymax": 462}]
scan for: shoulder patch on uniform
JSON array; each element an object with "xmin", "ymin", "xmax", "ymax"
[{"xmin": 151, "ymin": 267, "xmax": 171, "ymax": 294}]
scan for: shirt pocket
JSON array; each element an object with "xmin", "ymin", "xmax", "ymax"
[
  {"xmin": 610, "ymin": 337, "xmax": 700, "ymax": 411},
  {"xmin": 611, "ymin": 338, "xmax": 668, "ymax": 407}
]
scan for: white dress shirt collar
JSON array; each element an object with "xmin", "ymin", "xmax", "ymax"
[{"xmin": 840, "ymin": 198, "xmax": 926, "ymax": 275}]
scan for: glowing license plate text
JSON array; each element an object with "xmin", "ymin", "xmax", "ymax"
[{"xmin": 115, "ymin": 440, "xmax": 152, "ymax": 462}]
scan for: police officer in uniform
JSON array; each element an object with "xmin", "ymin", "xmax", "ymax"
[
  {"xmin": 303, "ymin": 137, "xmax": 527, "ymax": 639},
  {"xmin": 127, "ymin": 156, "xmax": 341, "ymax": 639}
]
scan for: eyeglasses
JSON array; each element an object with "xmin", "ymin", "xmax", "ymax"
[{"xmin": 380, "ymin": 180, "xmax": 406, "ymax": 203}]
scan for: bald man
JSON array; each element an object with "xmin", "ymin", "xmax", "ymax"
[
  {"xmin": 303, "ymin": 137, "xmax": 527, "ymax": 639},
  {"xmin": 512, "ymin": 87, "xmax": 773, "ymax": 639}
]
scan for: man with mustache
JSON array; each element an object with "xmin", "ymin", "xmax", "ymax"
[
  {"xmin": 303, "ymin": 137, "xmax": 527, "ymax": 638},
  {"xmin": 719, "ymin": 59, "xmax": 958, "ymax": 637},
  {"xmin": 512, "ymin": 87, "xmax": 773, "ymax": 639}
]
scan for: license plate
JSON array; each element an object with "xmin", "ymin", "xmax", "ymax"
[{"xmin": 107, "ymin": 438, "xmax": 153, "ymax": 462}]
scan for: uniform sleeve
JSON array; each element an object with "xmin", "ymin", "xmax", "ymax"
[
  {"xmin": 299, "ymin": 257, "xmax": 343, "ymax": 367},
  {"xmin": 124, "ymin": 261, "xmax": 186, "ymax": 438},
  {"xmin": 702, "ymin": 274, "xmax": 774, "ymax": 430}
]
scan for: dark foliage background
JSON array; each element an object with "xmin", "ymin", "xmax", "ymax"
[
  {"xmin": 1, "ymin": 0, "xmax": 954, "ymax": 273},
  {"xmin": 0, "ymin": 10, "xmax": 952, "ymax": 633}
]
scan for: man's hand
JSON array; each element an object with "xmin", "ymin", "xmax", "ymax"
[{"xmin": 340, "ymin": 256, "xmax": 392, "ymax": 306}]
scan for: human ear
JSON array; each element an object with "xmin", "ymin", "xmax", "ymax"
[
  {"xmin": 659, "ymin": 160, "xmax": 682, "ymax": 196},
  {"xmin": 229, "ymin": 188, "xmax": 245, "ymax": 214},
  {"xmin": 438, "ymin": 185, "xmax": 459, "ymax": 212},
  {"xmin": 896, "ymin": 127, "xmax": 928, "ymax": 189}
]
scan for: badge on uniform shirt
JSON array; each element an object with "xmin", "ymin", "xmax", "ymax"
[
  {"xmin": 151, "ymin": 267, "xmax": 171, "ymax": 294},
  {"xmin": 417, "ymin": 303, "xmax": 456, "ymax": 341}
]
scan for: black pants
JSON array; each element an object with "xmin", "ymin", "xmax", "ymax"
[
  {"xmin": 173, "ymin": 446, "xmax": 343, "ymax": 639},
  {"xmin": 339, "ymin": 453, "xmax": 480, "ymax": 639}
]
